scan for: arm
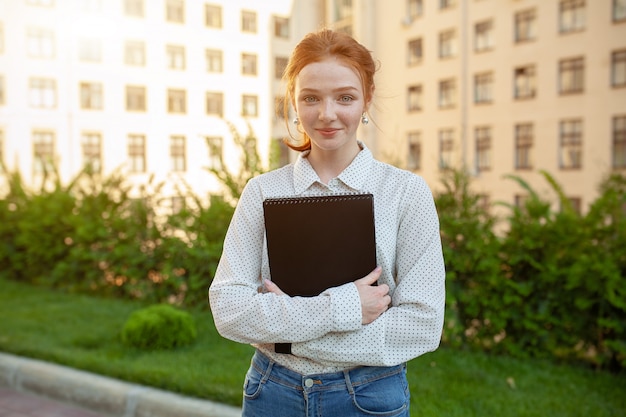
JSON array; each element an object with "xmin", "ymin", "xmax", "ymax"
[
  {"xmin": 289, "ymin": 178, "xmax": 446, "ymax": 367},
  {"xmin": 208, "ymin": 179, "xmax": 363, "ymax": 345}
]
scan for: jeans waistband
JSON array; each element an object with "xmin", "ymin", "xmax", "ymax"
[{"xmin": 251, "ymin": 350, "xmax": 406, "ymax": 391}]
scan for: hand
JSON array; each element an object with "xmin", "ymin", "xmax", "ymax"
[
  {"xmin": 264, "ymin": 279, "xmax": 286, "ymax": 296},
  {"xmin": 354, "ymin": 266, "xmax": 390, "ymax": 324}
]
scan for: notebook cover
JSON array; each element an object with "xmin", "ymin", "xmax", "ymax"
[{"xmin": 263, "ymin": 193, "xmax": 376, "ymax": 297}]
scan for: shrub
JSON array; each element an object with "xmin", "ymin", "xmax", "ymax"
[{"xmin": 121, "ymin": 304, "xmax": 197, "ymax": 350}]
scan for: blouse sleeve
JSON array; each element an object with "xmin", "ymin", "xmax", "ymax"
[
  {"xmin": 208, "ymin": 178, "xmax": 363, "ymax": 345},
  {"xmin": 290, "ymin": 177, "xmax": 446, "ymax": 367}
]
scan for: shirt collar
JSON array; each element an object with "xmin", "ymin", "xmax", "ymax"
[{"xmin": 293, "ymin": 141, "xmax": 374, "ymax": 194}]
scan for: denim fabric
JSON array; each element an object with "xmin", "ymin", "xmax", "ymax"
[{"xmin": 242, "ymin": 351, "xmax": 410, "ymax": 417}]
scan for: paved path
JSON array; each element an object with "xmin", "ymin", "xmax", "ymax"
[
  {"xmin": 0, "ymin": 387, "xmax": 107, "ymax": 417},
  {"xmin": 0, "ymin": 352, "xmax": 241, "ymax": 417}
]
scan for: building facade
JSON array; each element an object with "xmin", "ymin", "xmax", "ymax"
[
  {"xmin": 357, "ymin": 0, "xmax": 626, "ymax": 214},
  {"xmin": 0, "ymin": 0, "xmax": 321, "ymax": 202},
  {"xmin": 1, "ymin": 0, "xmax": 625, "ymax": 215}
]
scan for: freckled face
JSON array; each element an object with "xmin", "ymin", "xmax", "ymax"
[{"xmin": 294, "ymin": 57, "xmax": 369, "ymax": 155}]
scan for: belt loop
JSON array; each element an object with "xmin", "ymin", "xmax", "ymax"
[{"xmin": 343, "ymin": 369, "xmax": 355, "ymax": 395}]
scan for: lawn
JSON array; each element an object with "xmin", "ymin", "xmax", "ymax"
[{"xmin": 0, "ymin": 277, "xmax": 623, "ymax": 417}]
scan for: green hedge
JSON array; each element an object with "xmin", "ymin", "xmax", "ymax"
[{"xmin": 0, "ymin": 167, "xmax": 624, "ymax": 371}]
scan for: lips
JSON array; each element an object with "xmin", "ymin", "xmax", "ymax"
[{"xmin": 317, "ymin": 128, "xmax": 340, "ymax": 137}]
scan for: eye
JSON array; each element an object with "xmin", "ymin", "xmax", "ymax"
[
  {"xmin": 339, "ymin": 95, "xmax": 354, "ymax": 102},
  {"xmin": 303, "ymin": 96, "xmax": 318, "ymax": 103}
]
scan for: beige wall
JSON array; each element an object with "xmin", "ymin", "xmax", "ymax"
[{"xmin": 352, "ymin": 0, "xmax": 626, "ymax": 214}]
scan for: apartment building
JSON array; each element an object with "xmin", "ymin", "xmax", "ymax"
[
  {"xmin": 0, "ymin": 0, "xmax": 321, "ymax": 201},
  {"xmin": 1, "ymin": 0, "xmax": 625, "ymax": 215},
  {"xmin": 348, "ymin": 0, "xmax": 626, "ymax": 214}
]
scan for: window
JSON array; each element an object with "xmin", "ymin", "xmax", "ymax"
[
  {"xmin": 206, "ymin": 92, "xmax": 223, "ymax": 116},
  {"xmin": 440, "ymin": 0, "xmax": 455, "ymax": 10},
  {"xmin": 613, "ymin": 115, "xmax": 626, "ymax": 169},
  {"xmin": 559, "ymin": 57, "xmax": 584, "ymax": 94},
  {"xmin": 475, "ymin": 127, "xmax": 492, "ymax": 172},
  {"xmin": 126, "ymin": 86, "xmax": 146, "ymax": 111},
  {"xmin": 474, "ymin": 72, "xmax": 493, "ymax": 104},
  {"xmin": 125, "ymin": 41, "xmax": 145, "ymax": 66},
  {"xmin": 274, "ymin": 16, "xmax": 289, "ymax": 38},
  {"xmin": 78, "ymin": 38, "xmax": 101, "ymax": 62},
  {"xmin": 439, "ymin": 29, "xmax": 456, "ymax": 58},
  {"xmin": 242, "ymin": 94, "xmax": 258, "ymax": 117},
  {"xmin": 27, "ymin": 27, "xmax": 55, "ymax": 59},
  {"xmin": 439, "ymin": 129, "xmax": 454, "ymax": 170},
  {"xmin": 167, "ymin": 89, "xmax": 186, "ymax": 113},
  {"xmin": 205, "ymin": 136, "xmax": 223, "ymax": 170},
  {"xmin": 128, "ymin": 134, "xmax": 146, "ymax": 173},
  {"xmin": 514, "ymin": 194, "xmax": 528, "ymax": 209},
  {"xmin": 242, "ymin": 10, "xmax": 257, "ymax": 33},
  {"xmin": 614, "ymin": 0, "xmax": 626, "ymax": 22},
  {"xmin": 559, "ymin": 119, "xmax": 583, "ymax": 169},
  {"xmin": 206, "ymin": 49, "xmax": 223, "ymax": 73},
  {"xmin": 439, "ymin": 79, "xmax": 456, "ymax": 108},
  {"xmin": 611, "ymin": 49, "xmax": 626, "ymax": 88},
  {"xmin": 205, "ymin": 4, "xmax": 222, "ymax": 28},
  {"xmin": 29, "ymin": 78, "xmax": 56, "ymax": 108},
  {"xmin": 124, "ymin": 0, "xmax": 143, "ymax": 17},
  {"xmin": 170, "ymin": 136, "xmax": 186, "ymax": 172},
  {"xmin": 515, "ymin": 123, "xmax": 533, "ymax": 170},
  {"xmin": 560, "ymin": 0, "xmax": 585, "ymax": 33},
  {"xmin": 566, "ymin": 197, "xmax": 582, "ymax": 215},
  {"xmin": 474, "ymin": 20, "xmax": 494, "ymax": 52},
  {"xmin": 408, "ymin": 0, "xmax": 423, "ymax": 18},
  {"xmin": 166, "ymin": 0, "xmax": 184, "ymax": 23},
  {"xmin": 407, "ymin": 131, "xmax": 421, "ymax": 171},
  {"xmin": 81, "ymin": 132, "xmax": 102, "ymax": 173},
  {"xmin": 408, "ymin": 38, "xmax": 422, "ymax": 65},
  {"xmin": 407, "ymin": 85, "xmax": 422, "ymax": 112},
  {"xmin": 515, "ymin": 9, "xmax": 537, "ymax": 43},
  {"xmin": 166, "ymin": 45, "xmax": 185, "ymax": 70},
  {"xmin": 32, "ymin": 130, "xmax": 55, "ymax": 174},
  {"xmin": 335, "ymin": 0, "xmax": 353, "ymax": 20},
  {"xmin": 0, "ymin": 76, "xmax": 4, "ymax": 105},
  {"xmin": 80, "ymin": 82, "xmax": 103, "ymax": 110},
  {"xmin": 275, "ymin": 56, "xmax": 288, "ymax": 79},
  {"xmin": 514, "ymin": 65, "xmax": 536, "ymax": 99},
  {"xmin": 242, "ymin": 53, "xmax": 257, "ymax": 76}
]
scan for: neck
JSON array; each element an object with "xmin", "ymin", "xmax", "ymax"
[{"xmin": 308, "ymin": 141, "xmax": 361, "ymax": 184}]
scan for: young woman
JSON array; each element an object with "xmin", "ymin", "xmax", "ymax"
[{"xmin": 209, "ymin": 29, "xmax": 445, "ymax": 417}]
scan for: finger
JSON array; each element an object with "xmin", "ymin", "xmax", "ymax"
[
  {"xmin": 264, "ymin": 279, "xmax": 286, "ymax": 296},
  {"xmin": 355, "ymin": 266, "xmax": 382, "ymax": 285}
]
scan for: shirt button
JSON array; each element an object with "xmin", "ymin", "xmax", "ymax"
[{"xmin": 304, "ymin": 378, "xmax": 314, "ymax": 388}]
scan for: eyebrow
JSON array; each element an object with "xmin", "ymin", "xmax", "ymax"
[{"xmin": 299, "ymin": 86, "xmax": 360, "ymax": 94}]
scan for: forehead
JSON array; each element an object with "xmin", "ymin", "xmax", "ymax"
[{"xmin": 295, "ymin": 57, "xmax": 363, "ymax": 92}]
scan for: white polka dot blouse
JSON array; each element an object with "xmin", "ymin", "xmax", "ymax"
[{"xmin": 209, "ymin": 142, "xmax": 446, "ymax": 375}]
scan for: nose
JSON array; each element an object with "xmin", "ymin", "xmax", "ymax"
[{"xmin": 319, "ymin": 100, "xmax": 337, "ymax": 122}]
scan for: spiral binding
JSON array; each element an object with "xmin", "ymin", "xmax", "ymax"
[{"xmin": 263, "ymin": 193, "xmax": 373, "ymax": 205}]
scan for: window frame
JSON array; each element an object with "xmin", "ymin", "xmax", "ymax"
[
  {"xmin": 559, "ymin": 56, "xmax": 585, "ymax": 95},
  {"xmin": 559, "ymin": 119, "xmax": 583, "ymax": 170},
  {"xmin": 514, "ymin": 8, "xmax": 537, "ymax": 43},
  {"xmin": 79, "ymin": 82, "xmax": 103, "ymax": 110},
  {"xmin": 515, "ymin": 123, "xmax": 534, "ymax": 170}
]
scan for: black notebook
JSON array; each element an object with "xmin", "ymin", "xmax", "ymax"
[{"xmin": 263, "ymin": 193, "xmax": 377, "ymax": 297}]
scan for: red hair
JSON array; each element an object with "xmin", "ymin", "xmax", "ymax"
[{"xmin": 282, "ymin": 29, "xmax": 377, "ymax": 151}]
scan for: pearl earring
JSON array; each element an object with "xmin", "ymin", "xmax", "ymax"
[
  {"xmin": 361, "ymin": 113, "xmax": 369, "ymax": 125},
  {"xmin": 293, "ymin": 116, "xmax": 299, "ymax": 125}
]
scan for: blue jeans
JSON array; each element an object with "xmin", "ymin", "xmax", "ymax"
[{"xmin": 242, "ymin": 351, "xmax": 410, "ymax": 417}]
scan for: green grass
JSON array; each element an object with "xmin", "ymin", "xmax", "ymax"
[{"xmin": 0, "ymin": 277, "xmax": 624, "ymax": 416}]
